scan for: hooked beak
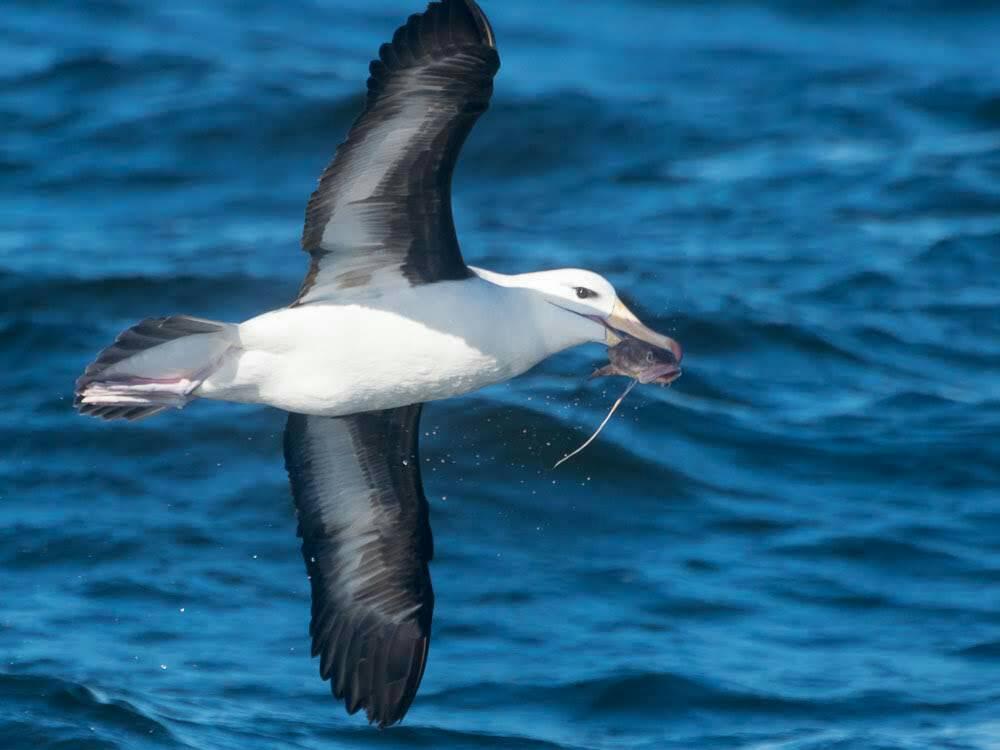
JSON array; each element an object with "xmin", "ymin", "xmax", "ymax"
[{"xmin": 603, "ymin": 299, "xmax": 684, "ymax": 364}]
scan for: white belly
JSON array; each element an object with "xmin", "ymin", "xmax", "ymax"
[{"xmin": 196, "ymin": 279, "xmax": 572, "ymax": 416}]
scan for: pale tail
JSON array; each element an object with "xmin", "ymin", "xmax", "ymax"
[{"xmin": 75, "ymin": 316, "xmax": 236, "ymax": 421}]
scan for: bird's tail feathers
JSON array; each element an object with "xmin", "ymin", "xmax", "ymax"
[{"xmin": 75, "ymin": 316, "xmax": 236, "ymax": 421}]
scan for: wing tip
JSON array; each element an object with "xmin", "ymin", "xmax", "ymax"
[
  {"xmin": 318, "ymin": 622, "xmax": 432, "ymax": 729},
  {"xmin": 298, "ymin": 0, "xmax": 498, "ymax": 258},
  {"xmin": 456, "ymin": 0, "xmax": 496, "ymax": 50},
  {"xmin": 420, "ymin": 0, "xmax": 496, "ymax": 52}
]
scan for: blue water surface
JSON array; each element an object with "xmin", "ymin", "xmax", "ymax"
[{"xmin": 2, "ymin": 1, "xmax": 1000, "ymax": 748}]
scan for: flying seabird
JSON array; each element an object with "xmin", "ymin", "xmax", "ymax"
[{"xmin": 75, "ymin": 0, "xmax": 683, "ymax": 728}]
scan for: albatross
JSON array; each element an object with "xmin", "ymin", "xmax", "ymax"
[{"xmin": 75, "ymin": 0, "xmax": 683, "ymax": 728}]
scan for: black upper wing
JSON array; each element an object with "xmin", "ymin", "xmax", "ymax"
[
  {"xmin": 284, "ymin": 406, "xmax": 434, "ymax": 727},
  {"xmin": 296, "ymin": 0, "xmax": 499, "ymax": 304}
]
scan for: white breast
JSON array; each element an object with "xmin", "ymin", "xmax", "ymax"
[{"xmin": 196, "ymin": 277, "xmax": 583, "ymax": 416}]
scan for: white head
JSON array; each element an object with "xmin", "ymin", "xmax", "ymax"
[
  {"xmin": 472, "ymin": 267, "xmax": 683, "ymax": 361},
  {"xmin": 517, "ymin": 268, "xmax": 618, "ymax": 320}
]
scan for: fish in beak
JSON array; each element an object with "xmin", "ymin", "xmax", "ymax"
[
  {"xmin": 554, "ymin": 300, "xmax": 683, "ymax": 469},
  {"xmin": 601, "ymin": 300, "xmax": 683, "ymax": 380}
]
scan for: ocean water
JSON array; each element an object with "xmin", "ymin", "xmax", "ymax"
[{"xmin": 2, "ymin": 0, "xmax": 999, "ymax": 748}]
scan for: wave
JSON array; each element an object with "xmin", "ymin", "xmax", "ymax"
[
  {"xmin": 0, "ymin": 51, "xmax": 212, "ymax": 91},
  {"xmin": 677, "ymin": 312, "xmax": 871, "ymax": 366},
  {"xmin": 955, "ymin": 640, "xmax": 1000, "ymax": 661},
  {"xmin": 0, "ymin": 672, "xmax": 178, "ymax": 746},
  {"xmin": 345, "ymin": 725, "xmax": 576, "ymax": 749},
  {"xmin": 914, "ymin": 230, "xmax": 1000, "ymax": 269},
  {"xmin": 902, "ymin": 75, "xmax": 1000, "ymax": 130},
  {"xmin": 0, "ymin": 525, "xmax": 144, "ymax": 570},
  {"xmin": 772, "ymin": 535, "xmax": 965, "ymax": 573},
  {"xmin": 424, "ymin": 670, "xmax": 965, "ymax": 721}
]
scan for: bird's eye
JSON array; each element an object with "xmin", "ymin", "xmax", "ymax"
[{"xmin": 575, "ymin": 287, "xmax": 597, "ymax": 300}]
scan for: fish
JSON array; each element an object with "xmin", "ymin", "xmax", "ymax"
[
  {"xmin": 554, "ymin": 335, "xmax": 682, "ymax": 469},
  {"xmin": 590, "ymin": 336, "xmax": 683, "ymax": 385}
]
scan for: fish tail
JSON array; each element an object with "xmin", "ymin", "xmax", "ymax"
[{"xmin": 589, "ymin": 364, "xmax": 617, "ymax": 380}]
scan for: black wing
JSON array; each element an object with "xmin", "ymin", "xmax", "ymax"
[
  {"xmin": 296, "ymin": 0, "xmax": 500, "ymax": 304},
  {"xmin": 284, "ymin": 406, "xmax": 434, "ymax": 727}
]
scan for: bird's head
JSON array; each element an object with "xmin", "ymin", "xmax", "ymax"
[{"xmin": 487, "ymin": 268, "xmax": 683, "ymax": 364}]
